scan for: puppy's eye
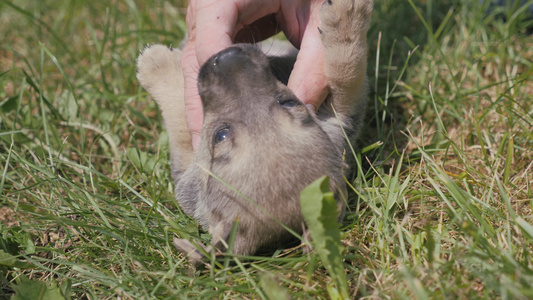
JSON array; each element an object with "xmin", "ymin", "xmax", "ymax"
[
  {"xmin": 213, "ymin": 126, "xmax": 231, "ymax": 145},
  {"xmin": 278, "ymin": 98, "xmax": 302, "ymax": 108}
]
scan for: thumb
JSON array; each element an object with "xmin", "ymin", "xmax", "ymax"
[
  {"xmin": 181, "ymin": 42, "xmax": 204, "ymax": 151},
  {"xmin": 287, "ymin": 7, "xmax": 329, "ymax": 111}
]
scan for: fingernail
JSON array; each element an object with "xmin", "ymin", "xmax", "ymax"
[
  {"xmin": 306, "ymin": 104, "xmax": 318, "ymax": 113},
  {"xmin": 192, "ymin": 133, "xmax": 201, "ymax": 151}
]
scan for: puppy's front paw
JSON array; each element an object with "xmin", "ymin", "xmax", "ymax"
[
  {"xmin": 319, "ymin": 0, "xmax": 373, "ymax": 90},
  {"xmin": 136, "ymin": 44, "xmax": 182, "ymax": 92},
  {"xmin": 319, "ymin": 0, "xmax": 373, "ymax": 45}
]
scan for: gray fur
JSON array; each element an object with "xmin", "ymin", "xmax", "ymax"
[{"xmin": 137, "ymin": 0, "xmax": 373, "ymax": 260}]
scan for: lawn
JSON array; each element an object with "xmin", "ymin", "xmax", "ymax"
[{"xmin": 0, "ymin": 0, "xmax": 532, "ymax": 299}]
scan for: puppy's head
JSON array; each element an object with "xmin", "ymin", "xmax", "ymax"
[
  {"xmin": 178, "ymin": 44, "xmax": 344, "ymax": 254},
  {"xmin": 197, "ymin": 45, "xmax": 320, "ymax": 169}
]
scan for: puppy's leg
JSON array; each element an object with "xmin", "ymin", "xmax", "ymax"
[
  {"xmin": 319, "ymin": 0, "xmax": 373, "ymax": 116},
  {"xmin": 317, "ymin": 0, "xmax": 373, "ymax": 219},
  {"xmin": 137, "ymin": 45, "xmax": 193, "ymax": 177}
]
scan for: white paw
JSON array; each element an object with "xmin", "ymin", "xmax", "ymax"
[
  {"xmin": 136, "ymin": 44, "xmax": 182, "ymax": 91},
  {"xmin": 319, "ymin": 0, "xmax": 373, "ymax": 44}
]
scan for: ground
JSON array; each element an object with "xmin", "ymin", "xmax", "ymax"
[{"xmin": 0, "ymin": 0, "xmax": 532, "ymax": 299}]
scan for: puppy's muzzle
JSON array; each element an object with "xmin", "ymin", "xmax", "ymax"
[{"xmin": 212, "ymin": 47, "xmax": 246, "ymax": 71}]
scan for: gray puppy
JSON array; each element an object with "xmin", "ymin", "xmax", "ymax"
[{"xmin": 137, "ymin": 0, "xmax": 373, "ymax": 261}]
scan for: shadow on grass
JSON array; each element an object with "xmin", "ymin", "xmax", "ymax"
[{"xmin": 355, "ymin": 1, "xmax": 458, "ymax": 174}]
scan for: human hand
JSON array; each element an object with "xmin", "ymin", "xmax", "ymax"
[{"xmin": 182, "ymin": 0, "xmax": 329, "ymax": 150}]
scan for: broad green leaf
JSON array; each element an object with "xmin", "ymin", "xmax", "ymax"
[
  {"xmin": 11, "ymin": 275, "xmax": 70, "ymax": 300},
  {"xmin": 0, "ymin": 95, "xmax": 19, "ymax": 112},
  {"xmin": 126, "ymin": 147, "xmax": 143, "ymax": 171},
  {"xmin": 260, "ymin": 272, "xmax": 290, "ymax": 300},
  {"xmin": 0, "ymin": 250, "xmax": 34, "ymax": 269},
  {"xmin": 300, "ymin": 176, "xmax": 348, "ymax": 299},
  {"xmin": 126, "ymin": 148, "xmax": 156, "ymax": 174}
]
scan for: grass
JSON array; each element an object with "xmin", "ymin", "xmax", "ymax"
[{"xmin": 0, "ymin": 0, "xmax": 532, "ymax": 298}]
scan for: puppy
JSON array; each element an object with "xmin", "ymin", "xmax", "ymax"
[{"xmin": 137, "ymin": 0, "xmax": 373, "ymax": 261}]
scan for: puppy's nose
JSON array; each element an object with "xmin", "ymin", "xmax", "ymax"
[{"xmin": 213, "ymin": 47, "xmax": 245, "ymax": 69}]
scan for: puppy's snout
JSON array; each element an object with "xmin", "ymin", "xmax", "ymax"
[{"xmin": 213, "ymin": 47, "xmax": 246, "ymax": 70}]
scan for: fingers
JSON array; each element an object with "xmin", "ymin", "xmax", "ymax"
[
  {"xmin": 287, "ymin": 1, "xmax": 329, "ymax": 111},
  {"xmin": 194, "ymin": 0, "xmax": 280, "ymax": 64},
  {"xmin": 183, "ymin": 0, "xmax": 282, "ymax": 151},
  {"xmin": 194, "ymin": 1, "xmax": 235, "ymax": 64},
  {"xmin": 182, "ymin": 0, "xmax": 330, "ymax": 153},
  {"xmin": 234, "ymin": 14, "xmax": 281, "ymax": 44},
  {"xmin": 289, "ymin": 45, "xmax": 330, "ymax": 112},
  {"xmin": 181, "ymin": 40, "xmax": 203, "ymax": 151}
]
